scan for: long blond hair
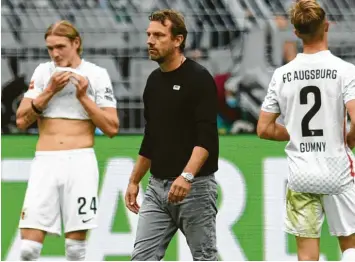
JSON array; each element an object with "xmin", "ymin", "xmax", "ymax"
[{"xmin": 45, "ymin": 20, "xmax": 83, "ymax": 55}]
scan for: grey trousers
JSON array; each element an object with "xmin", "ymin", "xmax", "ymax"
[{"xmin": 131, "ymin": 174, "xmax": 218, "ymax": 261}]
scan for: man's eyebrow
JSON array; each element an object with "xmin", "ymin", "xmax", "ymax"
[
  {"xmin": 146, "ymin": 30, "xmax": 166, "ymax": 34},
  {"xmin": 46, "ymin": 44, "xmax": 65, "ymax": 48}
]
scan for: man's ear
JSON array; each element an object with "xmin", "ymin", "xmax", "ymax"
[
  {"xmin": 324, "ymin": 21, "xmax": 329, "ymax": 33},
  {"xmin": 175, "ymin": 35, "xmax": 184, "ymax": 49},
  {"xmin": 73, "ymin": 37, "xmax": 81, "ymax": 51},
  {"xmin": 294, "ymin": 29, "xmax": 301, "ymax": 38}
]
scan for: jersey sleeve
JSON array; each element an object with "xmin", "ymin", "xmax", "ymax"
[
  {"xmin": 94, "ymin": 68, "xmax": 117, "ymax": 108},
  {"xmin": 343, "ymin": 65, "xmax": 355, "ymax": 104},
  {"xmin": 23, "ymin": 64, "xmax": 45, "ymax": 99},
  {"xmin": 261, "ymin": 70, "xmax": 281, "ymax": 113}
]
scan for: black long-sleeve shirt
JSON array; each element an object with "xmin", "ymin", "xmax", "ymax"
[{"xmin": 139, "ymin": 58, "xmax": 219, "ymax": 179}]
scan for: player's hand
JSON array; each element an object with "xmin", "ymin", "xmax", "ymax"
[
  {"xmin": 168, "ymin": 176, "xmax": 191, "ymax": 203},
  {"xmin": 125, "ymin": 182, "xmax": 140, "ymax": 214},
  {"xmin": 70, "ymin": 73, "xmax": 89, "ymax": 99},
  {"xmin": 47, "ymin": 71, "xmax": 72, "ymax": 93}
]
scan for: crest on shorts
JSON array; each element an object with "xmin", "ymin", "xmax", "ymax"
[{"xmin": 21, "ymin": 209, "xmax": 26, "ymax": 220}]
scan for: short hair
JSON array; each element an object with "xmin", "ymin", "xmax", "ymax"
[
  {"xmin": 45, "ymin": 20, "xmax": 83, "ymax": 55},
  {"xmin": 149, "ymin": 9, "xmax": 188, "ymax": 52},
  {"xmin": 290, "ymin": 0, "xmax": 326, "ymax": 39}
]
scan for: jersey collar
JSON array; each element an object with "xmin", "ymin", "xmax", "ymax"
[{"xmin": 296, "ymin": 50, "xmax": 331, "ymax": 61}]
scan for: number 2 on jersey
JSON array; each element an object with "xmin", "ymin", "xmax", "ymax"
[{"xmin": 300, "ymin": 85, "xmax": 323, "ymax": 137}]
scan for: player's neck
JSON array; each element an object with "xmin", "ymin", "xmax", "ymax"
[
  {"xmin": 68, "ymin": 56, "xmax": 82, "ymax": 69},
  {"xmin": 302, "ymin": 41, "xmax": 328, "ymax": 55},
  {"xmin": 159, "ymin": 53, "xmax": 185, "ymax": 72}
]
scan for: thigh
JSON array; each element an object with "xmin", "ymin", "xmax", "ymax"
[
  {"xmin": 19, "ymin": 156, "xmax": 61, "ymax": 236},
  {"xmin": 132, "ymin": 181, "xmax": 178, "ymax": 261},
  {"xmin": 178, "ymin": 175, "xmax": 218, "ymax": 261},
  {"xmin": 284, "ymin": 187, "xmax": 324, "ymax": 238},
  {"xmin": 62, "ymin": 152, "xmax": 99, "ymax": 234},
  {"xmin": 323, "ymin": 185, "xmax": 355, "ymax": 238}
]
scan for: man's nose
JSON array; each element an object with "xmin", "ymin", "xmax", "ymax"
[
  {"xmin": 147, "ymin": 35, "xmax": 155, "ymax": 46},
  {"xmin": 52, "ymin": 49, "xmax": 60, "ymax": 58}
]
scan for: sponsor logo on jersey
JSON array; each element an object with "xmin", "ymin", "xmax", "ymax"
[{"xmin": 105, "ymin": 87, "xmax": 113, "ymax": 95}]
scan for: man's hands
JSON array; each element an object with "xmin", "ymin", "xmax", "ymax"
[
  {"xmin": 47, "ymin": 71, "xmax": 72, "ymax": 94},
  {"xmin": 47, "ymin": 71, "xmax": 89, "ymax": 99},
  {"xmin": 125, "ymin": 176, "xmax": 192, "ymax": 215},
  {"xmin": 125, "ymin": 182, "xmax": 140, "ymax": 214},
  {"xmin": 69, "ymin": 72, "xmax": 89, "ymax": 99},
  {"xmin": 168, "ymin": 176, "xmax": 191, "ymax": 204},
  {"xmin": 46, "ymin": 71, "xmax": 89, "ymax": 99}
]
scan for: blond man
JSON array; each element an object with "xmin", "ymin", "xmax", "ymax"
[
  {"xmin": 16, "ymin": 20, "xmax": 119, "ymax": 260},
  {"xmin": 258, "ymin": 0, "xmax": 355, "ymax": 260}
]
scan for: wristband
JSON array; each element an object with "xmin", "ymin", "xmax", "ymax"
[{"xmin": 31, "ymin": 100, "xmax": 43, "ymax": 115}]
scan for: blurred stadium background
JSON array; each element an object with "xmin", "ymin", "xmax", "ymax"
[{"xmin": 2, "ymin": 0, "xmax": 354, "ymax": 135}]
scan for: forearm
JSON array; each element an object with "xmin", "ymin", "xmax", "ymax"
[
  {"xmin": 183, "ymin": 146, "xmax": 209, "ymax": 176},
  {"xmin": 16, "ymin": 89, "xmax": 55, "ymax": 130},
  {"xmin": 346, "ymin": 122, "xmax": 355, "ymax": 148},
  {"xmin": 129, "ymin": 155, "xmax": 151, "ymax": 185},
  {"xmin": 259, "ymin": 123, "xmax": 290, "ymax": 141},
  {"xmin": 348, "ymin": 122, "xmax": 355, "ymax": 137},
  {"xmin": 78, "ymin": 95, "xmax": 119, "ymax": 137}
]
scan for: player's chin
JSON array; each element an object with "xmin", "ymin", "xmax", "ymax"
[{"xmin": 55, "ymin": 60, "xmax": 69, "ymax": 67}]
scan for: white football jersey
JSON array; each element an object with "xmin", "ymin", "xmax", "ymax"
[
  {"xmin": 24, "ymin": 59, "xmax": 117, "ymax": 120},
  {"xmin": 262, "ymin": 50, "xmax": 355, "ymax": 194}
]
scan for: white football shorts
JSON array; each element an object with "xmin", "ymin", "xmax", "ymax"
[
  {"xmin": 284, "ymin": 182, "xmax": 355, "ymax": 238},
  {"xmin": 19, "ymin": 148, "xmax": 99, "ymax": 236}
]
